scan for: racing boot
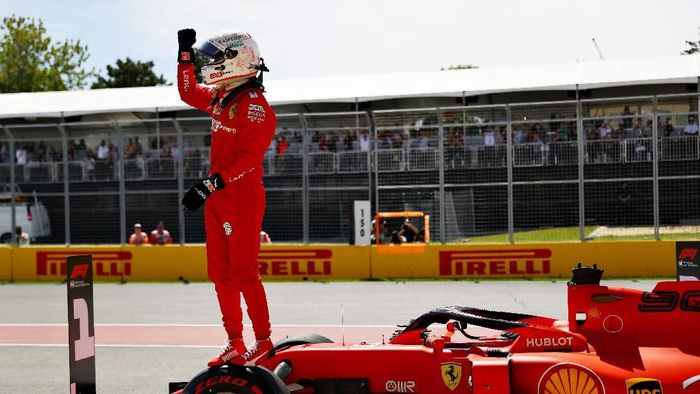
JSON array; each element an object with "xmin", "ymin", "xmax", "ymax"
[
  {"xmin": 207, "ymin": 338, "xmax": 246, "ymax": 367},
  {"xmin": 237, "ymin": 337, "xmax": 273, "ymax": 366}
]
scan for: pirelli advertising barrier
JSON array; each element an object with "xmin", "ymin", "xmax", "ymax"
[{"xmin": 0, "ymin": 241, "xmax": 678, "ymax": 282}]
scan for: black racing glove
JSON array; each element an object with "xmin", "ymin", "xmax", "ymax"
[
  {"xmin": 182, "ymin": 173, "xmax": 225, "ymax": 211},
  {"xmin": 177, "ymin": 28, "xmax": 196, "ymax": 63}
]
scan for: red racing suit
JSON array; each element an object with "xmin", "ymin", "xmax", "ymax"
[{"xmin": 178, "ymin": 62, "xmax": 276, "ymax": 341}]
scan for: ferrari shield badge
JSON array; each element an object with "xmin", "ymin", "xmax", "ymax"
[{"xmin": 440, "ymin": 362, "xmax": 462, "ymax": 391}]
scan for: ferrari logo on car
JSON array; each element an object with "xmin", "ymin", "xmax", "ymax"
[
  {"xmin": 440, "ymin": 362, "xmax": 461, "ymax": 391},
  {"xmin": 538, "ymin": 363, "xmax": 605, "ymax": 394}
]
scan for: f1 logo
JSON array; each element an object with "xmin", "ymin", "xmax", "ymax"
[
  {"xmin": 70, "ymin": 264, "xmax": 89, "ymax": 280},
  {"xmin": 679, "ymin": 248, "xmax": 698, "ymax": 261}
]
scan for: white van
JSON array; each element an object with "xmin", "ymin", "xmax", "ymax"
[{"xmin": 0, "ymin": 185, "xmax": 52, "ymax": 243}]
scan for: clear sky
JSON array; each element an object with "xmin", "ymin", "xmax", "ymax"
[{"xmin": 2, "ymin": 0, "xmax": 699, "ymax": 86}]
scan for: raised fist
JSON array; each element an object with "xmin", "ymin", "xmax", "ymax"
[{"xmin": 177, "ymin": 28, "xmax": 196, "ymax": 63}]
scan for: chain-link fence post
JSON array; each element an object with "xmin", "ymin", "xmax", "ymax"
[
  {"xmin": 437, "ymin": 108, "xmax": 446, "ymax": 244},
  {"xmin": 172, "ymin": 119, "xmax": 186, "ymax": 244},
  {"xmin": 301, "ymin": 115, "xmax": 310, "ymax": 244},
  {"xmin": 114, "ymin": 121, "xmax": 126, "ymax": 245},
  {"xmin": 505, "ymin": 104, "xmax": 514, "ymax": 244},
  {"xmin": 371, "ymin": 111, "xmax": 379, "ymax": 230},
  {"xmin": 576, "ymin": 86, "xmax": 586, "ymax": 241},
  {"xmin": 3, "ymin": 126, "xmax": 16, "ymax": 245},
  {"xmin": 58, "ymin": 124, "xmax": 71, "ymax": 244},
  {"xmin": 652, "ymin": 95, "xmax": 660, "ymax": 240}
]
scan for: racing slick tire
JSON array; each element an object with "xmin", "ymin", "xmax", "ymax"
[
  {"xmin": 272, "ymin": 333, "xmax": 334, "ymax": 353},
  {"xmin": 180, "ymin": 364, "xmax": 289, "ymax": 394}
]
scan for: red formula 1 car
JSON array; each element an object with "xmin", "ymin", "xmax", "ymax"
[{"xmin": 172, "ymin": 265, "xmax": 700, "ymax": 393}]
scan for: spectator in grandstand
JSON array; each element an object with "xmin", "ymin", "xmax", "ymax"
[
  {"xmin": 549, "ymin": 113, "xmax": 562, "ymax": 134},
  {"xmin": 530, "ymin": 123, "xmax": 546, "ymax": 141},
  {"xmin": 15, "ymin": 145, "xmax": 27, "ymax": 165},
  {"xmin": 663, "ymin": 117, "xmax": 675, "ymax": 136},
  {"xmin": 125, "ymin": 138, "xmax": 139, "ymax": 159},
  {"xmin": 482, "ymin": 126, "xmax": 496, "ymax": 146},
  {"xmin": 446, "ymin": 129, "xmax": 465, "ymax": 168},
  {"xmin": 327, "ymin": 133, "xmax": 338, "ymax": 152},
  {"xmin": 15, "ymin": 226, "xmax": 30, "ymax": 245},
  {"xmin": 149, "ymin": 221, "xmax": 173, "ymax": 245},
  {"xmin": 84, "ymin": 153, "xmax": 96, "ymax": 180},
  {"xmin": 683, "ymin": 116, "xmax": 699, "ymax": 135},
  {"xmin": 379, "ymin": 131, "xmax": 394, "ymax": 149},
  {"xmin": 530, "ymin": 133, "xmax": 544, "ymax": 145},
  {"xmin": 631, "ymin": 118, "xmax": 645, "ymax": 138},
  {"xmin": 96, "ymin": 140, "xmax": 109, "ymax": 160},
  {"xmin": 512, "ymin": 124, "xmax": 527, "ymax": 144},
  {"xmin": 170, "ymin": 140, "xmax": 181, "ymax": 162},
  {"xmin": 317, "ymin": 133, "xmax": 328, "ymax": 151},
  {"xmin": 622, "ymin": 105, "xmax": 634, "ymax": 129},
  {"xmin": 559, "ymin": 122, "xmax": 573, "ymax": 141},
  {"xmin": 613, "ymin": 123, "xmax": 626, "ymax": 140},
  {"xmin": 95, "ymin": 140, "xmax": 111, "ymax": 180},
  {"xmin": 0, "ymin": 142, "xmax": 9, "ymax": 163},
  {"xmin": 266, "ymin": 137, "xmax": 277, "ymax": 156},
  {"xmin": 128, "ymin": 223, "xmax": 149, "ymax": 245},
  {"xmin": 482, "ymin": 126, "xmax": 498, "ymax": 166},
  {"xmin": 260, "ymin": 230, "xmax": 271, "ymax": 244},
  {"xmin": 134, "ymin": 137, "xmax": 143, "ymax": 157},
  {"xmin": 359, "ymin": 131, "xmax": 370, "ymax": 152},
  {"xmin": 343, "ymin": 131, "xmax": 357, "ymax": 151},
  {"xmin": 276, "ymin": 135, "xmax": 289, "ymax": 155},
  {"xmin": 77, "ymin": 139, "xmax": 88, "ymax": 160},
  {"xmin": 597, "ymin": 121, "xmax": 613, "ymax": 139},
  {"xmin": 415, "ymin": 130, "xmax": 430, "ymax": 150},
  {"xmin": 275, "ymin": 135, "xmax": 289, "ymax": 172}
]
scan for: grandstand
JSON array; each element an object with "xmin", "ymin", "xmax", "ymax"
[{"xmin": 0, "ymin": 55, "xmax": 698, "ymax": 244}]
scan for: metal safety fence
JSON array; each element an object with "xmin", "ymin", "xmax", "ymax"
[{"xmin": 0, "ymin": 92, "xmax": 698, "ymax": 244}]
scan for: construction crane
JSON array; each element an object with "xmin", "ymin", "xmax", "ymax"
[{"xmin": 592, "ymin": 38, "xmax": 605, "ymax": 61}]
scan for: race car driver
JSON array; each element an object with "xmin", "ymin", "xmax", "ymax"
[{"xmin": 177, "ymin": 28, "xmax": 276, "ymax": 367}]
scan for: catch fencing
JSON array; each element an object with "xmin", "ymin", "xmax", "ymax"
[{"xmin": 0, "ymin": 92, "xmax": 698, "ymax": 244}]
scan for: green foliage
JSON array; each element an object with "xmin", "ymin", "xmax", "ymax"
[
  {"xmin": 681, "ymin": 40, "xmax": 699, "ymax": 55},
  {"xmin": 441, "ymin": 64, "xmax": 479, "ymax": 71},
  {"xmin": 0, "ymin": 15, "xmax": 92, "ymax": 92},
  {"xmin": 682, "ymin": 27, "xmax": 700, "ymax": 55},
  {"xmin": 91, "ymin": 57, "xmax": 169, "ymax": 89},
  {"xmin": 194, "ymin": 53, "xmax": 207, "ymax": 83}
]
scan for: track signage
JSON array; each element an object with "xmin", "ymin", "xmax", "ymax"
[{"xmin": 67, "ymin": 255, "xmax": 96, "ymax": 394}]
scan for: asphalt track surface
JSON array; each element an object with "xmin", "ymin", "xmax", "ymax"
[{"xmin": 0, "ymin": 279, "xmax": 658, "ymax": 393}]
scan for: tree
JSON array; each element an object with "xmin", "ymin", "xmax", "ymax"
[
  {"xmin": 441, "ymin": 64, "xmax": 479, "ymax": 71},
  {"xmin": 681, "ymin": 40, "xmax": 699, "ymax": 55},
  {"xmin": 0, "ymin": 15, "xmax": 92, "ymax": 92},
  {"xmin": 91, "ymin": 57, "xmax": 169, "ymax": 89},
  {"xmin": 681, "ymin": 27, "xmax": 700, "ymax": 55}
]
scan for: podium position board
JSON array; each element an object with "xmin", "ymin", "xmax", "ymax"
[
  {"xmin": 67, "ymin": 255, "xmax": 96, "ymax": 394},
  {"xmin": 676, "ymin": 242, "xmax": 700, "ymax": 281}
]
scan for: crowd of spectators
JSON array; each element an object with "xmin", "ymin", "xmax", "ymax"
[{"xmin": 0, "ymin": 109, "xmax": 697, "ymax": 172}]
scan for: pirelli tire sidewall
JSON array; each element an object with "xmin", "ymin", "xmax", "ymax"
[{"xmin": 182, "ymin": 364, "xmax": 289, "ymax": 394}]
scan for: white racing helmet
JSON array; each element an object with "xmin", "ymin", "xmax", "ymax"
[{"xmin": 196, "ymin": 31, "xmax": 262, "ymax": 85}]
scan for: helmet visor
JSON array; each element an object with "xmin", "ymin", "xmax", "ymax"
[{"xmin": 195, "ymin": 41, "xmax": 223, "ymax": 60}]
